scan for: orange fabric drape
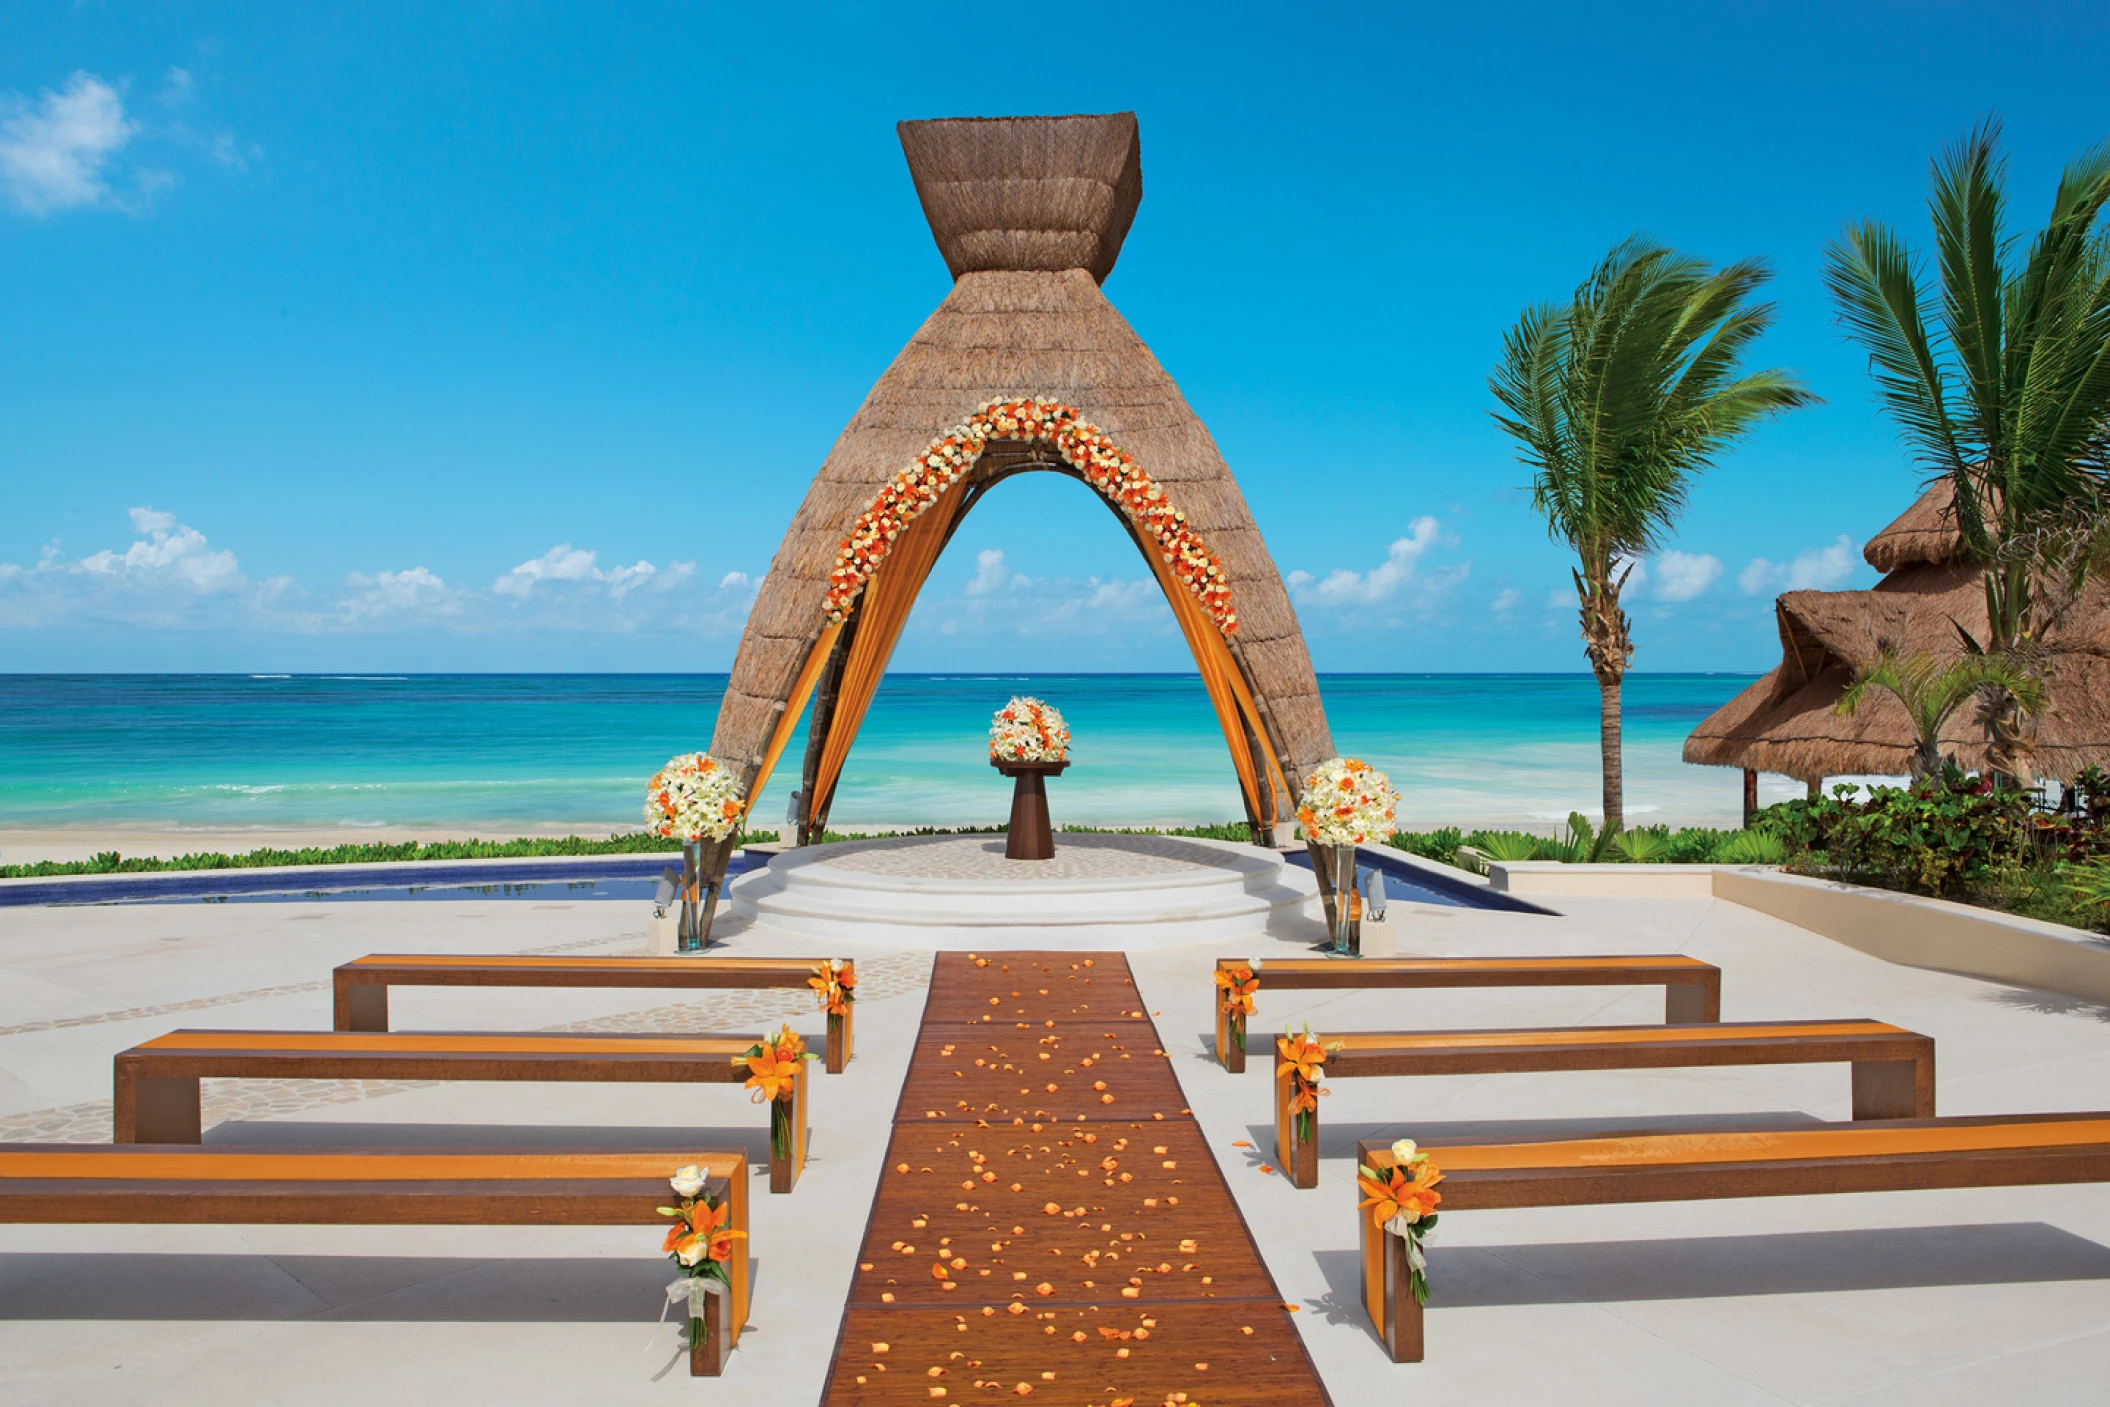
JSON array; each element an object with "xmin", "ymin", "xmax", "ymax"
[
  {"xmin": 809, "ymin": 495, "xmax": 970, "ymax": 820},
  {"xmin": 1133, "ymin": 538, "xmax": 1290, "ymax": 828},
  {"xmin": 740, "ymin": 620, "xmax": 842, "ymax": 822}
]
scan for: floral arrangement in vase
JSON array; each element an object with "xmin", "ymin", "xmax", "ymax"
[
  {"xmin": 823, "ymin": 398, "xmax": 1237, "ymax": 634},
  {"xmin": 1214, "ymin": 962, "xmax": 1259, "ymax": 1053},
  {"xmin": 734, "ymin": 1024, "xmax": 814, "ymax": 1165},
  {"xmin": 1277, "ymin": 1024, "xmax": 1334, "ymax": 1146},
  {"xmin": 658, "ymin": 1164, "xmax": 745, "ymax": 1368},
  {"xmin": 644, "ymin": 752, "xmax": 747, "ymax": 842},
  {"xmin": 1296, "ymin": 757, "xmax": 1399, "ymax": 846},
  {"xmin": 808, "ymin": 959, "xmax": 858, "ymax": 1071},
  {"xmin": 989, "ymin": 696, "xmax": 1070, "ymax": 764},
  {"xmin": 1357, "ymin": 1138, "xmax": 1444, "ymax": 1305}
]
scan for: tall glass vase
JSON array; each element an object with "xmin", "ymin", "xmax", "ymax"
[
  {"xmin": 1329, "ymin": 843, "xmax": 1358, "ymax": 955},
  {"xmin": 678, "ymin": 840, "xmax": 704, "ymax": 953}
]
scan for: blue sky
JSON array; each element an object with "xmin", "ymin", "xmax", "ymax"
[{"xmin": 3, "ymin": 1, "xmax": 2105, "ymax": 674}]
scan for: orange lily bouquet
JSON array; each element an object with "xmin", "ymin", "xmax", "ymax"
[
  {"xmin": 1214, "ymin": 963, "xmax": 1259, "ymax": 1053},
  {"xmin": 808, "ymin": 959, "xmax": 857, "ymax": 1016},
  {"xmin": 1276, "ymin": 1024, "xmax": 1334, "ymax": 1146},
  {"xmin": 735, "ymin": 1024, "xmax": 816, "ymax": 1163},
  {"xmin": 1357, "ymin": 1139, "xmax": 1444, "ymax": 1305},
  {"xmin": 658, "ymin": 1164, "xmax": 746, "ymax": 1362}
]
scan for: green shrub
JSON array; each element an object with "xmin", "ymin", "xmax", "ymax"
[
  {"xmin": 1612, "ymin": 828, "xmax": 1670, "ymax": 862},
  {"xmin": 1387, "ymin": 828, "xmax": 1464, "ymax": 866},
  {"xmin": 1475, "ymin": 831, "xmax": 1544, "ymax": 862},
  {"xmin": 1714, "ymin": 830, "xmax": 1787, "ymax": 864},
  {"xmin": 1756, "ymin": 767, "xmax": 2028, "ymax": 896}
]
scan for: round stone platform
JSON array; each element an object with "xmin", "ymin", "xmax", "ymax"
[{"xmin": 727, "ymin": 833, "xmax": 1321, "ymax": 948}]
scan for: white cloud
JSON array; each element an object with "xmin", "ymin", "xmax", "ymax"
[
  {"xmin": 0, "ymin": 72, "xmax": 134, "ymax": 215},
  {"xmin": 0, "ymin": 510, "xmax": 747, "ymax": 637},
  {"xmin": 1739, "ymin": 535, "xmax": 1859, "ymax": 595},
  {"xmin": 1287, "ymin": 517, "xmax": 1462, "ymax": 610},
  {"xmin": 964, "ymin": 548, "xmax": 1026, "ymax": 597},
  {"xmin": 1491, "ymin": 587, "xmax": 1521, "ymax": 618},
  {"xmin": 340, "ymin": 566, "xmax": 454, "ymax": 621},
  {"xmin": 1651, "ymin": 550, "xmax": 1723, "ymax": 603},
  {"xmin": 77, "ymin": 509, "xmax": 243, "ymax": 593}
]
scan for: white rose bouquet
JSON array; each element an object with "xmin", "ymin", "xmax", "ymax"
[
  {"xmin": 644, "ymin": 752, "xmax": 746, "ymax": 842},
  {"xmin": 989, "ymin": 696, "xmax": 1070, "ymax": 764},
  {"xmin": 1297, "ymin": 757, "xmax": 1398, "ymax": 846}
]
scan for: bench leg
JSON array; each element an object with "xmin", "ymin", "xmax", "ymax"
[
  {"xmin": 769, "ymin": 1074, "xmax": 808, "ymax": 1193},
  {"xmin": 826, "ymin": 1008, "xmax": 851, "ymax": 1074},
  {"xmin": 337, "ymin": 981, "xmax": 388, "ymax": 1033},
  {"xmin": 689, "ymin": 1290, "xmax": 727, "ymax": 1376},
  {"xmin": 115, "ymin": 1072, "xmax": 201, "ymax": 1143},
  {"xmin": 1851, "ymin": 1056, "xmax": 1935, "ymax": 1119},
  {"xmin": 1275, "ymin": 1066, "xmax": 1317, "ymax": 1189},
  {"xmin": 1384, "ymin": 1228, "xmax": 1425, "ymax": 1362},
  {"xmin": 1665, "ymin": 977, "xmax": 1720, "ymax": 1024}
]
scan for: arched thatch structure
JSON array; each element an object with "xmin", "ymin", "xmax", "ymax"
[
  {"xmin": 1685, "ymin": 480, "xmax": 2110, "ymax": 786},
  {"xmin": 700, "ymin": 113, "xmax": 1333, "ymax": 898}
]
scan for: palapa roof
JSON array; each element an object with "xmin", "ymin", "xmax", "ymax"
[
  {"xmin": 708, "ymin": 113, "xmax": 1333, "ymax": 819},
  {"xmin": 1685, "ymin": 480, "xmax": 2110, "ymax": 780}
]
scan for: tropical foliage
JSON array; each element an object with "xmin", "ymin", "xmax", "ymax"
[
  {"xmin": 1834, "ymin": 646, "xmax": 2048, "ymax": 781},
  {"xmin": 1825, "ymin": 120, "xmax": 2110, "ymax": 653},
  {"xmin": 1491, "ymin": 237, "xmax": 1815, "ymax": 828}
]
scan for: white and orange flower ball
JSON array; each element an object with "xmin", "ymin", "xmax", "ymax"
[
  {"xmin": 644, "ymin": 752, "xmax": 746, "ymax": 842},
  {"xmin": 989, "ymin": 696, "xmax": 1070, "ymax": 764},
  {"xmin": 1297, "ymin": 757, "xmax": 1398, "ymax": 846}
]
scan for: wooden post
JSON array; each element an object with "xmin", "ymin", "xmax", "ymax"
[
  {"xmin": 689, "ymin": 1286, "xmax": 727, "ymax": 1376},
  {"xmin": 826, "ymin": 1006, "xmax": 853, "ymax": 1074},
  {"xmin": 1384, "ymin": 1226, "xmax": 1425, "ymax": 1362},
  {"xmin": 1274, "ymin": 1062, "xmax": 1317, "ymax": 1188},
  {"xmin": 1807, "ymin": 775, "xmax": 1824, "ymax": 801},
  {"xmin": 1742, "ymin": 768, "xmax": 1758, "ymax": 826},
  {"xmin": 115, "ymin": 1071, "xmax": 201, "ymax": 1144}
]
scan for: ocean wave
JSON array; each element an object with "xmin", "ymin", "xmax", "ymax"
[{"xmin": 249, "ymin": 674, "xmax": 291, "ymax": 680}]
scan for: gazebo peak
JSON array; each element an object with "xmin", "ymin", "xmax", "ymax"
[{"xmin": 897, "ymin": 112, "xmax": 1143, "ymax": 285}]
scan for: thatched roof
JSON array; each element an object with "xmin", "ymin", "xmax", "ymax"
[
  {"xmin": 899, "ymin": 113, "xmax": 1142, "ymax": 286},
  {"xmin": 1861, "ymin": 481, "xmax": 1962, "ymax": 572},
  {"xmin": 1684, "ymin": 557, "xmax": 2110, "ymax": 781},
  {"xmin": 707, "ymin": 113, "xmax": 1333, "ymax": 834}
]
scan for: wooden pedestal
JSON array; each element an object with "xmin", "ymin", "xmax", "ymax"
[{"xmin": 993, "ymin": 759, "xmax": 1068, "ymax": 861}]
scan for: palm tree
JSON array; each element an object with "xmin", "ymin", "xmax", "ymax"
[
  {"xmin": 1824, "ymin": 121, "xmax": 2110, "ymax": 654},
  {"xmin": 1491, "ymin": 238, "xmax": 1815, "ymax": 828},
  {"xmin": 1835, "ymin": 646, "xmax": 2047, "ymax": 782}
]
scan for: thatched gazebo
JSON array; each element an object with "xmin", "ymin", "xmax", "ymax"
[
  {"xmin": 696, "ymin": 113, "xmax": 1334, "ymax": 908},
  {"xmin": 1684, "ymin": 480, "xmax": 2110, "ymax": 810}
]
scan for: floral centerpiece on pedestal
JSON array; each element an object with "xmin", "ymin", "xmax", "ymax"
[
  {"xmin": 989, "ymin": 696, "xmax": 1070, "ymax": 764},
  {"xmin": 1357, "ymin": 1139, "xmax": 1444, "ymax": 1305}
]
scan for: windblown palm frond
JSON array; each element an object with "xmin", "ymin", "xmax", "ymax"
[{"xmin": 1490, "ymin": 237, "xmax": 1815, "ymax": 827}]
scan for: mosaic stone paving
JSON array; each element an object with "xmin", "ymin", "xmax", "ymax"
[
  {"xmin": 812, "ymin": 834, "xmax": 1260, "ymax": 882},
  {"xmin": 0, "ymin": 942, "xmax": 932, "ymax": 1144}
]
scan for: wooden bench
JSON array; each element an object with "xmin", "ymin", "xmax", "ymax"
[
  {"xmin": 0, "ymin": 1144, "xmax": 749, "ymax": 1374},
  {"xmin": 113, "ymin": 1030, "xmax": 810, "ymax": 1192},
  {"xmin": 1214, "ymin": 955, "xmax": 1723, "ymax": 1071},
  {"xmin": 1355, "ymin": 1114, "xmax": 2110, "ymax": 1362},
  {"xmin": 333, "ymin": 954, "xmax": 857, "ymax": 1071},
  {"xmin": 1276, "ymin": 1019, "xmax": 1935, "ymax": 1186}
]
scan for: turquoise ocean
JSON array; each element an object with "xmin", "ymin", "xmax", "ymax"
[{"xmin": 0, "ymin": 674, "xmax": 1800, "ymax": 835}]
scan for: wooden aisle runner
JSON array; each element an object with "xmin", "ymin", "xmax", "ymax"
[{"xmin": 824, "ymin": 951, "xmax": 1329, "ymax": 1406}]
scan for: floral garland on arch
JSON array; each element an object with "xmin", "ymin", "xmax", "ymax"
[
  {"xmin": 1357, "ymin": 1138, "xmax": 1444, "ymax": 1305},
  {"xmin": 990, "ymin": 696, "xmax": 1070, "ymax": 763},
  {"xmin": 1296, "ymin": 757, "xmax": 1398, "ymax": 846},
  {"xmin": 645, "ymin": 752, "xmax": 747, "ymax": 842},
  {"xmin": 822, "ymin": 397, "xmax": 1238, "ymax": 635}
]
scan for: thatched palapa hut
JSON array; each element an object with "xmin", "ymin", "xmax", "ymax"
[
  {"xmin": 699, "ymin": 113, "xmax": 1334, "ymax": 901},
  {"xmin": 1684, "ymin": 480, "xmax": 2110, "ymax": 801}
]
